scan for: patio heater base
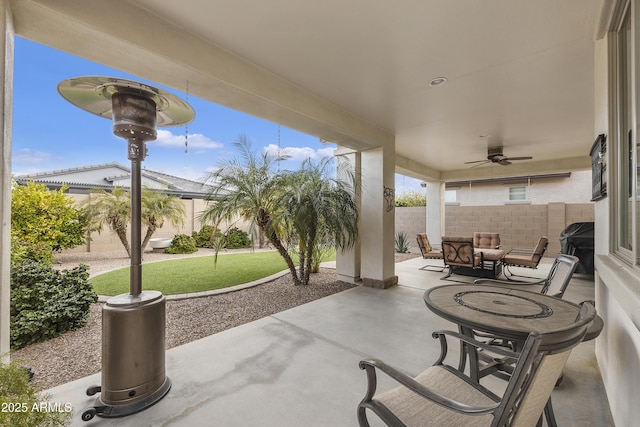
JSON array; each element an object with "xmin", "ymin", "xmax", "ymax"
[
  {"xmin": 81, "ymin": 377, "xmax": 171, "ymax": 421},
  {"xmin": 81, "ymin": 291, "xmax": 170, "ymax": 421}
]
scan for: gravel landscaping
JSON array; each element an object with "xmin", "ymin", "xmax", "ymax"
[{"xmin": 10, "ymin": 249, "xmax": 419, "ymax": 391}]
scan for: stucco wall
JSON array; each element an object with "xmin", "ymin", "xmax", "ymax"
[
  {"xmin": 448, "ymin": 170, "xmax": 592, "ymax": 206},
  {"xmin": 592, "ymin": 33, "xmax": 640, "ymax": 427},
  {"xmin": 395, "ymin": 202, "xmax": 594, "ymax": 255}
]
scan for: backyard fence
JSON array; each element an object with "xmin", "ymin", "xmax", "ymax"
[{"xmin": 395, "ymin": 202, "xmax": 594, "ymax": 256}]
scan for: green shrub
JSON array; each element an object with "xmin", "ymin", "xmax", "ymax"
[
  {"xmin": 10, "ymin": 262, "xmax": 97, "ymax": 350},
  {"xmin": 395, "ymin": 190, "xmax": 427, "ymax": 207},
  {"xmin": 11, "ymin": 240, "xmax": 55, "ymax": 266},
  {"xmin": 0, "ymin": 359, "xmax": 72, "ymax": 426},
  {"xmin": 166, "ymin": 234, "xmax": 197, "ymax": 254},
  {"xmin": 224, "ymin": 227, "xmax": 251, "ymax": 249},
  {"xmin": 394, "ymin": 231, "xmax": 410, "ymax": 253},
  {"xmin": 192, "ymin": 225, "xmax": 222, "ymax": 248},
  {"xmin": 11, "ymin": 181, "xmax": 88, "ymax": 252},
  {"xmin": 311, "ymin": 240, "xmax": 335, "ymax": 273}
]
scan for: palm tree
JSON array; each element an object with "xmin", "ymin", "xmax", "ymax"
[
  {"xmin": 279, "ymin": 157, "xmax": 359, "ymax": 285},
  {"xmin": 202, "ymin": 136, "xmax": 359, "ymax": 286},
  {"xmin": 141, "ymin": 189, "xmax": 186, "ymax": 251},
  {"xmin": 83, "ymin": 187, "xmax": 187, "ymax": 257},
  {"xmin": 200, "ymin": 134, "xmax": 301, "ymax": 282},
  {"xmin": 82, "ymin": 187, "xmax": 132, "ymax": 257}
]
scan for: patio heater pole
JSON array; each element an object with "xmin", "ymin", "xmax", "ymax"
[
  {"xmin": 57, "ymin": 77, "xmax": 194, "ymax": 421},
  {"xmin": 110, "ymin": 89, "xmax": 158, "ymax": 297}
]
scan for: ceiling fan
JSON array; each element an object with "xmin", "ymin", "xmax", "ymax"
[{"xmin": 464, "ymin": 146, "xmax": 533, "ymax": 167}]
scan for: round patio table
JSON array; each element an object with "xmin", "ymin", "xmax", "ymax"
[
  {"xmin": 423, "ymin": 284, "xmax": 582, "ymax": 343},
  {"xmin": 424, "ymin": 284, "xmax": 589, "ymax": 427}
]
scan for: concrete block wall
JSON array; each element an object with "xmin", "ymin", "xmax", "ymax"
[
  {"xmin": 394, "ymin": 207, "xmax": 426, "ymax": 252},
  {"xmin": 396, "ymin": 202, "xmax": 594, "ymax": 256}
]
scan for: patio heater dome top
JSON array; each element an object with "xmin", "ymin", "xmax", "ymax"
[{"xmin": 57, "ymin": 76, "xmax": 195, "ymax": 127}]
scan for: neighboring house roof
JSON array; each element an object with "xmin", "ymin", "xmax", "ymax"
[{"xmin": 14, "ymin": 162, "xmax": 210, "ymax": 199}]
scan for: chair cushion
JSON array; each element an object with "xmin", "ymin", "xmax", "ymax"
[
  {"xmin": 476, "ymin": 248, "xmax": 505, "ymax": 261},
  {"xmin": 473, "ymin": 232, "xmax": 500, "ymax": 249},
  {"xmin": 503, "ymin": 253, "xmax": 539, "ymax": 268},
  {"xmin": 533, "ymin": 237, "xmax": 548, "ymax": 255},
  {"xmin": 417, "ymin": 234, "xmax": 443, "ymax": 259},
  {"xmin": 510, "ymin": 351, "xmax": 571, "ymax": 426},
  {"xmin": 417, "ymin": 233, "xmax": 431, "ymax": 250},
  {"xmin": 424, "ymin": 249, "xmax": 443, "ymax": 259},
  {"xmin": 375, "ymin": 366, "xmax": 495, "ymax": 427}
]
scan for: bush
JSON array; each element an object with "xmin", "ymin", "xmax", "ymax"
[
  {"xmin": 11, "ymin": 181, "xmax": 88, "ymax": 253},
  {"xmin": 0, "ymin": 360, "xmax": 72, "ymax": 426},
  {"xmin": 192, "ymin": 225, "xmax": 222, "ymax": 248},
  {"xmin": 166, "ymin": 234, "xmax": 197, "ymax": 254},
  {"xmin": 224, "ymin": 227, "xmax": 251, "ymax": 249},
  {"xmin": 394, "ymin": 231, "xmax": 410, "ymax": 253},
  {"xmin": 11, "ymin": 240, "xmax": 55, "ymax": 266},
  {"xmin": 395, "ymin": 190, "xmax": 427, "ymax": 207},
  {"xmin": 10, "ymin": 262, "xmax": 97, "ymax": 350}
]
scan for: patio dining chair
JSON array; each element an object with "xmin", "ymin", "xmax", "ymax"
[
  {"xmin": 475, "ymin": 253, "xmax": 579, "ymax": 298},
  {"xmin": 468, "ymin": 254, "xmax": 581, "ymax": 362},
  {"xmin": 416, "ymin": 233, "xmax": 444, "ymax": 272},
  {"xmin": 357, "ymin": 302, "xmax": 596, "ymax": 427}
]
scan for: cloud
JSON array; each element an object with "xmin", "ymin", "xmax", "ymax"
[
  {"xmin": 150, "ymin": 129, "xmax": 223, "ymax": 150},
  {"xmin": 263, "ymin": 144, "xmax": 335, "ymax": 161},
  {"xmin": 12, "ymin": 148, "xmax": 51, "ymax": 164}
]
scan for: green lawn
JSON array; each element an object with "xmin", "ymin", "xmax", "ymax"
[
  {"xmin": 90, "ymin": 251, "xmax": 335, "ymax": 296},
  {"xmin": 91, "ymin": 251, "xmax": 300, "ymax": 296}
]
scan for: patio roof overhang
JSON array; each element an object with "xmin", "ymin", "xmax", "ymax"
[{"xmin": 10, "ymin": 0, "xmax": 601, "ymax": 181}]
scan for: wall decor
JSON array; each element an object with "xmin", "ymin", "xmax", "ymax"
[
  {"xmin": 384, "ymin": 186, "xmax": 395, "ymax": 212},
  {"xmin": 590, "ymin": 133, "xmax": 607, "ymax": 201}
]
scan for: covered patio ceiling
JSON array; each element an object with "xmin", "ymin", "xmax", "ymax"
[{"xmin": 11, "ymin": 0, "xmax": 602, "ymax": 181}]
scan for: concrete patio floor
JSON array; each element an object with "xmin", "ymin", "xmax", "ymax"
[{"xmin": 48, "ymin": 257, "xmax": 614, "ymax": 426}]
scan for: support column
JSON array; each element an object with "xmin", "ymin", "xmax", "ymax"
[
  {"xmin": 335, "ymin": 147, "xmax": 361, "ymax": 284},
  {"xmin": 360, "ymin": 147, "xmax": 398, "ymax": 288},
  {"xmin": 0, "ymin": 0, "xmax": 14, "ymax": 359},
  {"xmin": 426, "ymin": 181, "xmax": 445, "ymax": 248}
]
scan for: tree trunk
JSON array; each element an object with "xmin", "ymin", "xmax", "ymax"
[
  {"xmin": 298, "ymin": 245, "xmax": 307, "ymax": 286},
  {"xmin": 301, "ymin": 218, "xmax": 317, "ymax": 285},
  {"xmin": 116, "ymin": 230, "xmax": 131, "ymax": 258},
  {"xmin": 257, "ymin": 212, "xmax": 300, "ymax": 285},
  {"xmin": 262, "ymin": 226, "xmax": 300, "ymax": 285},
  {"xmin": 112, "ymin": 220, "xmax": 131, "ymax": 258},
  {"xmin": 141, "ymin": 225, "xmax": 156, "ymax": 252}
]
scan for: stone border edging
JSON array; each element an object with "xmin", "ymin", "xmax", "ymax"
[{"xmin": 97, "ymin": 268, "xmax": 297, "ymax": 302}]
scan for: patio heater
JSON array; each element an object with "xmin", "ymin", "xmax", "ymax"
[{"xmin": 57, "ymin": 76, "xmax": 195, "ymax": 421}]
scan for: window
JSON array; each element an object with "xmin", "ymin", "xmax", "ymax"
[
  {"xmin": 509, "ymin": 186, "xmax": 527, "ymax": 201},
  {"xmin": 612, "ymin": 2, "xmax": 640, "ymax": 264},
  {"xmin": 445, "ymin": 189, "xmax": 457, "ymax": 203}
]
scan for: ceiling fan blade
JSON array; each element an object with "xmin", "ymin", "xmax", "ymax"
[
  {"xmin": 504, "ymin": 156, "xmax": 533, "ymax": 161},
  {"xmin": 469, "ymin": 161, "xmax": 491, "ymax": 168},
  {"xmin": 498, "ymin": 160, "xmax": 512, "ymax": 166},
  {"xmin": 464, "ymin": 160, "xmax": 489, "ymax": 164}
]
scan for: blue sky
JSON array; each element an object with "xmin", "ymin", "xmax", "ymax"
[{"xmin": 11, "ymin": 37, "xmax": 423, "ymax": 193}]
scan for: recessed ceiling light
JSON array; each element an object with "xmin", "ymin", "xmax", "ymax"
[{"xmin": 429, "ymin": 77, "xmax": 448, "ymax": 87}]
